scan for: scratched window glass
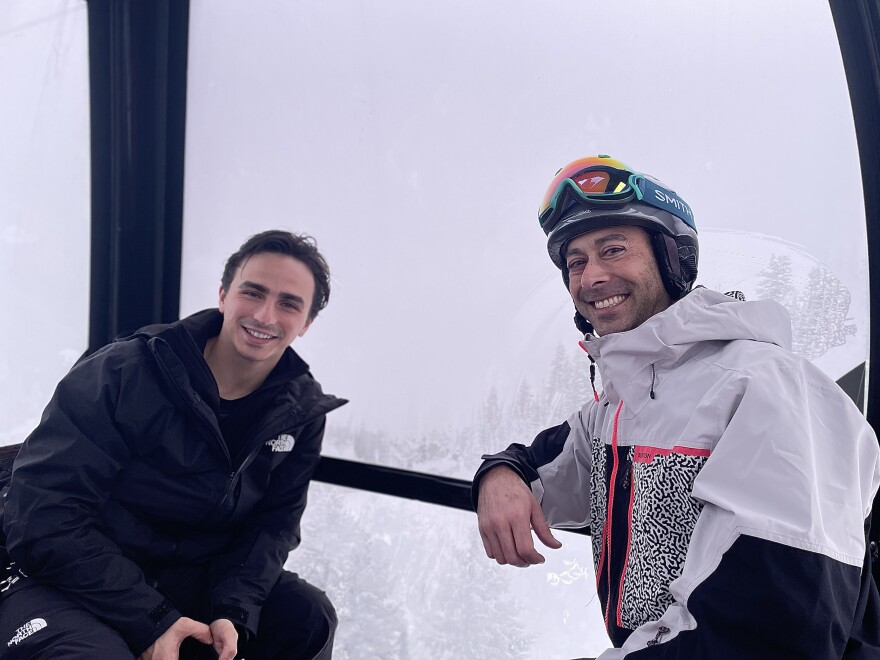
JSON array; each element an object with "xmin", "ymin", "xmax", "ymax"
[
  {"xmin": 0, "ymin": 0, "xmax": 90, "ymax": 447},
  {"xmin": 182, "ymin": 1, "xmax": 864, "ymax": 657}
]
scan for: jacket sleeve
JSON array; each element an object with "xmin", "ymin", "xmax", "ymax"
[
  {"xmin": 2, "ymin": 350, "xmax": 181, "ymax": 655},
  {"xmin": 599, "ymin": 363, "xmax": 880, "ymax": 659},
  {"xmin": 207, "ymin": 415, "xmax": 327, "ymax": 636},
  {"xmin": 472, "ymin": 408, "xmax": 594, "ymax": 531}
]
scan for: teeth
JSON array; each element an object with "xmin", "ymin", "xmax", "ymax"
[
  {"xmin": 594, "ymin": 295, "xmax": 626, "ymax": 310},
  {"xmin": 246, "ymin": 328, "xmax": 273, "ymax": 340}
]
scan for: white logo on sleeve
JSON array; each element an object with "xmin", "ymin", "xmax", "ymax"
[
  {"xmin": 267, "ymin": 434, "xmax": 295, "ymax": 452},
  {"xmin": 7, "ymin": 618, "xmax": 47, "ymax": 646}
]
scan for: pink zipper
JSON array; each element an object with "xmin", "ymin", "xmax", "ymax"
[
  {"xmin": 617, "ymin": 461, "xmax": 636, "ymax": 627},
  {"xmin": 601, "ymin": 401, "xmax": 624, "ymax": 630}
]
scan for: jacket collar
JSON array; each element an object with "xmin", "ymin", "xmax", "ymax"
[
  {"xmin": 580, "ymin": 288, "xmax": 791, "ymax": 409},
  {"xmin": 129, "ymin": 310, "xmax": 346, "ymax": 420}
]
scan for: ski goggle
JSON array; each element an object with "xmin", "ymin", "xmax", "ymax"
[{"xmin": 538, "ymin": 155, "xmax": 696, "ymax": 234}]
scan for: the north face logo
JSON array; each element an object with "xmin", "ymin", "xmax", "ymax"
[
  {"xmin": 8, "ymin": 618, "xmax": 47, "ymax": 646},
  {"xmin": 267, "ymin": 434, "xmax": 295, "ymax": 452}
]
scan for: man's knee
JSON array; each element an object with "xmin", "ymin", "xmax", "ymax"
[
  {"xmin": 253, "ymin": 572, "xmax": 337, "ymax": 658},
  {"xmin": 296, "ymin": 581, "xmax": 337, "ymax": 634},
  {"xmin": 272, "ymin": 571, "xmax": 336, "ymax": 633}
]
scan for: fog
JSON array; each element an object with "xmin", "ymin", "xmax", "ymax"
[
  {"xmin": 180, "ymin": 0, "xmax": 865, "ymax": 444},
  {"xmin": 0, "ymin": 1, "xmax": 867, "ymax": 656}
]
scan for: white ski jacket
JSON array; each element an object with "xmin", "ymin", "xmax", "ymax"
[{"xmin": 475, "ymin": 287, "xmax": 880, "ymax": 658}]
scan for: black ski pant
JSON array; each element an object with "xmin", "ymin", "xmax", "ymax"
[{"xmin": 0, "ymin": 569, "xmax": 336, "ymax": 659}]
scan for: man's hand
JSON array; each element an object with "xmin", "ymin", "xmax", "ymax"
[
  {"xmin": 477, "ymin": 465, "xmax": 561, "ymax": 567},
  {"xmin": 137, "ymin": 617, "xmax": 213, "ymax": 660},
  {"xmin": 210, "ymin": 618, "xmax": 239, "ymax": 660}
]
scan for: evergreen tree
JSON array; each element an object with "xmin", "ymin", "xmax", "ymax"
[
  {"xmin": 540, "ymin": 342, "xmax": 594, "ymax": 424},
  {"xmin": 790, "ymin": 265, "xmax": 856, "ymax": 360},
  {"xmin": 756, "ymin": 254, "xmax": 794, "ymax": 306},
  {"xmin": 512, "ymin": 381, "xmax": 540, "ymax": 433},
  {"xmin": 480, "ymin": 387, "xmax": 503, "ymax": 444},
  {"xmin": 824, "ymin": 272, "xmax": 856, "ymax": 350}
]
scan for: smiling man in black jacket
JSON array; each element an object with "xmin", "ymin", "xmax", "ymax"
[{"xmin": 0, "ymin": 230, "xmax": 346, "ymax": 659}]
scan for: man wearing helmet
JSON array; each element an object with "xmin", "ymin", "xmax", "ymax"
[{"xmin": 473, "ymin": 156, "xmax": 880, "ymax": 658}]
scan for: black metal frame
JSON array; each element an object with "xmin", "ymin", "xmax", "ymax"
[
  {"xmin": 84, "ymin": 0, "xmax": 880, "ymax": 520},
  {"xmin": 829, "ymin": 0, "xmax": 880, "ymax": 581},
  {"xmin": 87, "ymin": 0, "xmax": 188, "ymax": 353},
  {"xmin": 314, "ymin": 457, "xmax": 473, "ymax": 511}
]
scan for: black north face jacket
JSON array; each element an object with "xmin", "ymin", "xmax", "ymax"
[{"xmin": 2, "ymin": 309, "xmax": 346, "ymax": 654}]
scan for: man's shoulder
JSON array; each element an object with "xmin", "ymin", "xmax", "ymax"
[
  {"xmin": 690, "ymin": 335, "xmax": 804, "ymax": 392},
  {"xmin": 278, "ymin": 365, "xmax": 348, "ymax": 419},
  {"xmin": 92, "ymin": 311, "xmax": 219, "ymax": 373},
  {"xmin": 67, "ymin": 320, "xmax": 199, "ymax": 396},
  {"xmin": 74, "ymin": 333, "xmax": 156, "ymax": 374},
  {"xmin": 710, "ymin": 338, "xmax": 859, "ymax": 414}
]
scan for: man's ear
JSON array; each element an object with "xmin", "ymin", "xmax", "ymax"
[{"xmin": 218, "ymin": 285, "xmax": 227, "ymax": 313}]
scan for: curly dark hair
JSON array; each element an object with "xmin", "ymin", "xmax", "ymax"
[{"xmin": 221, "ymin": 230, "xmax": 330, "ymax": 320}]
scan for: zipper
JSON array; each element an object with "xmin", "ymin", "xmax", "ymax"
[
  {"xmin": 616, "ymin": 460, "xmax": 636, "ymax": 628},
  {"xmin": 214, "ymin": 408, "xmax": 329, "ymax": 517},
  {"xmin": 150, "ymin": 336, "xmax": 232, "ymax": 467},
  {"xmin": 600, "ymin": 401, "xmax": 638, "ymax": 636},
  {"xmin": 190, "ymin": 391, "xmax": 231, "ymax": 465},
  {"xmin": 602, "ymin": 401, "xmax": 625, "ymax": 632},
  {"xmin": 150, "ymin": 333, "xmax": 338, "ymax": 519}
]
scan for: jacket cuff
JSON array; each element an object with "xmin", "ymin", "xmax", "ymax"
[
  {"xmin": 213, "ymin": 602, "xmax": 261, "ymax": 639},
  {"xmin": 128, "ymin": 599, "xmax": 182, "ymax": 656},
  {"xmin": 471, "ymin": 458, "xmax": 530, "ymax": 511}
]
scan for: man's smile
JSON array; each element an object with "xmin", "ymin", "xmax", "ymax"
[
  {"xmin": 242, "ymin": 324, "xmax": 278, "ymax": 340},
  {"xmin": 593, "ymin": 294, "xmax": 628, "ymax": 310}
]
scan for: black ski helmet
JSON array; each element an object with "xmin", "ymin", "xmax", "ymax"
[{"xmin": 538, "ymin": 155, "xmax": 699, "ymax": 333}]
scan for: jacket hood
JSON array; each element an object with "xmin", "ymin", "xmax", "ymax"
[{"xmin": 582, "ymin": 287, "xmax": 792, "ymax": 406}]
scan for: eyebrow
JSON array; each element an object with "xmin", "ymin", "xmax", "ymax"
[
  {"xmin": 567, "ymin": 233, "xmax": 630, "ymax": 257},
  {"xmin": 593, "ymin": 232, "xmax": 629, "ymax": 246},
  {"xmin": 238, "ymin": 280, "xmax": 306, "ymax": 306}
]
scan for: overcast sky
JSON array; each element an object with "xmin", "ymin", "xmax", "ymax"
[
  {"xmin": 180, "ymin": 0, "xmax": 866, "ymax": 440},
  {"xmin": 0, "ymin": 0, "xmax": 868, "ymax": 441}
]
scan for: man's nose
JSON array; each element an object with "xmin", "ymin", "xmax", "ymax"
[
  {"xmin": 579, "ymin": 260, "xmax": 610, "ymax": 289},
  {"xmin": 252, "ymin": 300, "xmax": 276, "ymax": 326}
]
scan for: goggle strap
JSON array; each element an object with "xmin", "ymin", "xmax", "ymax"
[
  {"xmin": 632, "ymin": 174, "xmax": 646, "ymax": 202},
  {"xmin": 636, "ymin": 176, "xmax": 696, "ymax": 230}
]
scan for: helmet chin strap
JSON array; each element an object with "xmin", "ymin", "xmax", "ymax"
[{"xmin": 574, "ymin": 309, "xmax": 594, "ymax": 336}]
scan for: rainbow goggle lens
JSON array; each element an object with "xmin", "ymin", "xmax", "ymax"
[{"xmin": 538, "ymin": 155, "xmax": 696, "ymax": 234}]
